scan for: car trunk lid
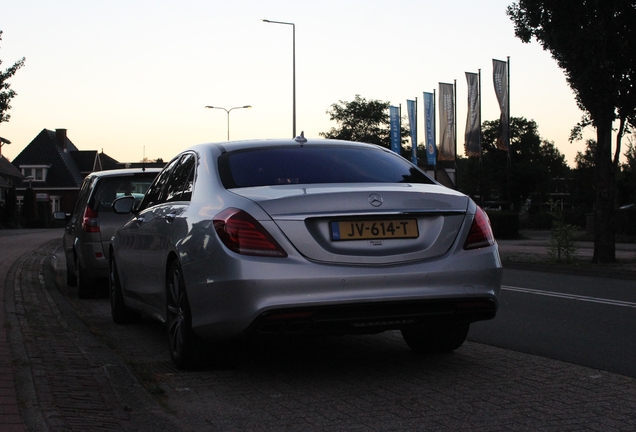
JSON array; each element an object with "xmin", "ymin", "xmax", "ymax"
[{"xmin": 231, "ymin": 183, "xmax": 469, "ymax": 265}]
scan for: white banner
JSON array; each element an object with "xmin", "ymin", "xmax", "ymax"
[
  {"xmin": 438, "ymin": 83, "xmax": 455, "ymax": 161},
  {"xmin": 493, "ymin": 59, "xmax": 509, "ymax": 151},
  {"xmin": 465, "ymin": 72, "xmax": 480, "ymax": 157}
]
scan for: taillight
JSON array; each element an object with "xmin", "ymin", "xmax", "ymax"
[
  {"xmin": 463, "ymin": 207, "xmax": 495, "ymax": 250},
  {"xmin": 82, "ymin": 207, "xmax": 100, "ymax": 233},
  {"xmin": 213, "ymin": 208, "xmax": 287, "ymax": 257}
]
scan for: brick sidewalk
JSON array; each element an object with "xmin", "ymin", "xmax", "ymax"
[
  {"xmin": 0, "ymin": 230, "xmax": 62, "ymax": 432},
  {"xmin": 0, "ymin": 256, "xmax": 23, "ymax": 432},
  {"xmin": 4, "ymin": 239, "xmax": 177, "ymax": 431}
]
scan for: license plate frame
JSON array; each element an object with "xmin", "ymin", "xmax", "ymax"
[{"xmin": 330, "ymin": 219, "xmax": 419, "ymax": 241}]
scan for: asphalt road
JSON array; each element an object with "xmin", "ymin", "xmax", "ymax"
[{"xmin": 469, "ymin": 268, "xmax": 636, "ymax": 378}]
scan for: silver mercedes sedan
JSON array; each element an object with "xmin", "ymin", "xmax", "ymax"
[{"xmin": 110, "ymin": 135, "xmax": 502, "ymax": 367}]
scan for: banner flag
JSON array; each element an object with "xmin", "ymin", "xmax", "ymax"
[
  {"xmin": 423, "ymin": 92, "xmax": 436, "ymax": 166},
  {"xmin": 493, "ymin": 59, "xmax": 509, "ymax": 151},
  {"xmin": 438, "ymin": 83, "xmax": 455, "ymax": 161},
  {"xmin": 464, "ymin": 72, "xmax": 480, "ymax": 157},
  {"xmin": 389, "ymin": 106, "xmax": 401, "ymax": 155},
  {"xmin": 407, "ymin": 99, "xmax": 417, "ymax": 165}
]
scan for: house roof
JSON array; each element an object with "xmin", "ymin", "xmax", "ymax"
[
  {"xmin": 71, "ymin": 150, "xmax": 100, "ymax": 174},
  {"xmin": 10, "ymin": 128, "xmax": 141, "ymax": 191},
  {"xmin": 0, "ymin": 154, "xmax": 23, "ymax": 189},
  {"xmin": 97, "ymin": 152, "xmax": 121, "ymax": 170},
  {"xmin": 68, "ymin": 150, "xmax": 122, "ymax": 174},
  {"xmin": 0, "ymin": 154, "xmax": 24, "ymax": 180},
  {"xmin": 12, "ymin": 129, "xmax": 85, "ymax": 189}
]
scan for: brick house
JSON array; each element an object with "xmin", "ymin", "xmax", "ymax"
[
  {"xmin": 10, "ymin": 128, "xmax": 122, "ymax": 215},
  {"xmin": 0, "ymin": 153, "xmax": 24, "ymax": 202}
]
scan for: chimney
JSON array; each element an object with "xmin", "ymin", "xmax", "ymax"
[{"xmin": 55, "ymin": 129, "xmax": 68, "ymax": 152}]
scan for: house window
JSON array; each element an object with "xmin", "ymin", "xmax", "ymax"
[{"xmin": 21, "ymin": 166, "xmax": 49, "ymax": 182}]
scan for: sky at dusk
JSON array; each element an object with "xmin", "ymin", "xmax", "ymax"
[{"xmin": 1, "ymin": 0, "xmax": 599, "ymax": 166}]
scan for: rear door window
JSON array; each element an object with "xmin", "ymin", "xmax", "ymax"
[
  {"xmin": 73, "ymin": 176, "xmax": 95, "ymax": 215},
  {"xmin": 165, "ymin": 153, "xmax": 196, "ymax": 202},
  {"xmin": 139, "ymin": 157, "xmax": 181, "ymax": 210}
]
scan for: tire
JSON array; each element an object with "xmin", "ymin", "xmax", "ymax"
[
  {"xmin": 76, "ymin": 256, "xmax": 92, "ymax": 299},
  {"xmin": 110, "ymin": 258, "xmax": 140, "ymax": 324},
  {"xmin": 166, "ymin": 260, "xmax": 199, "ymax": 368},
  {"xmin": 401, "ymin": 323, "xmax": 470, "ymax": 353},
  {"xmin": 66, "ymin": 263, "xmax": 77, "ymax": 286}
]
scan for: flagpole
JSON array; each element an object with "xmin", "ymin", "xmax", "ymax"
[
  {"xmin": 399, "ymin": 103, "xmax": 402, "ymax": 158},
  {"xmin": 414, "ymin": 96, "xmax": 418, "ymax": 166},
  {"xmin": 433, "ymin": 88, "xmax": 437, "ymax": 181},
  {"xmin": 507, "ymin": 56, "xmax": 511, "ymax": 210},
  {"xmin": 478, "ymin": 69, "xmax": 483, "ymax": 207},
  {"xmin": 454, "ymin": 79, "xmax": 458, "ymax": 190}
]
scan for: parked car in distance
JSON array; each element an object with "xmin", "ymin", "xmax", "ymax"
[
  {"xmin": 110, "ymin": 135, "xmax": 502, "ymax": 368},
  {"xmin": 55, "ymin": 168, "xmax": 161, "ymax": 298}
]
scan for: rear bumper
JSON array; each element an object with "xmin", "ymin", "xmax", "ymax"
[
  {"xmin": 245, "ymin": 297, "xmax": 497, "ymax": 336},
  {"xmin": 80, "ymin": 241, "xmax": 109, "ymax": 280},
  {"xmin": 185, "ymin": 245, "xmax": 502, "ymax": 341}
]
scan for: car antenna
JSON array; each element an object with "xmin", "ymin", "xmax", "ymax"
[
  {"xmin": 142, "ymin": 146, "xmax": 146, "ymax": 172},
  {"xmin": 294, "ymin": 131, "xmax": 307, "ymax": 146}
]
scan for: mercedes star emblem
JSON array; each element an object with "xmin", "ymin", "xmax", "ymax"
[{"xmin": 368, "ymin": 193, "xmax": 383, "ymax": 207}]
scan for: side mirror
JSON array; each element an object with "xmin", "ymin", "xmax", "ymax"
[
  {"xmin": 112, "ymin": 195, "xmax": 136, "ymax": 214},
  {"xmin": 53, "ymin": 211, "xmax": 69, "ymax": 221}
]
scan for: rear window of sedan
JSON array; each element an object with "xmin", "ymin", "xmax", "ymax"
[{"xmin": 219, "ymin": 145, "xmax": 435, "ymax": 188}]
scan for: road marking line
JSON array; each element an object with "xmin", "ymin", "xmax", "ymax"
[{"xmin": 502, "ymin": 285, "xmax": 636, "ymax": 308}]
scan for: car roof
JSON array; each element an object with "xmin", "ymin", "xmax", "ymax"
[
  {"xmin": 85, "ymin": 168, "xmax": 163, "ymax": 179},
  {"xmin": 185, "ymin": 137, "xmax": 388, "ymax": 156}
]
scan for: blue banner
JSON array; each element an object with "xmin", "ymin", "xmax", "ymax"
[
  {"xmin": 423, "ymin": 92, "xmax": 436, "ymax": 166},
  {"xmin": 389, "ymin": 106, "xmax": 400, "ymax": 154},
  {"xmin": 407, "ymin": 99, "xmax": 417, "ymax": 165}
]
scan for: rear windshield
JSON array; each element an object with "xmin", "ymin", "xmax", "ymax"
[
  {"xmin": 219, "ymin": 146, "xmax": 435, "ymax": 189},
  {"xmin": 90, "ymin": 173, "xmax": 157, "ymax": 212}
]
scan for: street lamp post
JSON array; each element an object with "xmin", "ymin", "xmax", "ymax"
[
  {"xmin": 262, "ymin": 19, "xmax": 296, "ymax": 137},
  {"xmin": 0, "ymin": 136, "xmax": 10, "ymax": 157},
  {"xmin": 204, "ymin": 105, "xmax": 252, "ymax": 140}
]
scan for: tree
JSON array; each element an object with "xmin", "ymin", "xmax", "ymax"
[
  {"xmin": 320, "ymin": 95, "xmax": 408, "ymax": 149},
  {"xmin": 459, "ymin": 117, "xmax": 569, "ymax": 210},
  {"xmin": 617, "ymin": 137, "xmax": 636, "ymax": 207},
  {"xmin": 1, "ymin": 186, "xmax": 17, "ymax": 227},
  {"xmin": 0, "ymin": 30, "xmax": 26, "ymax": 124},
  {"xmin": 568, "ymin": 139, "xmax": 597, "ymax": 229},
  {"xmin": 508, "ymin": 1, "xmax": 636, "ymax": 263}
]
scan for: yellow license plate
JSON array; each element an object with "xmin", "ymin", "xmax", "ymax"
[{"xmin": 330, "ymin": 219, "xmax": 419, "ymax": 241}]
